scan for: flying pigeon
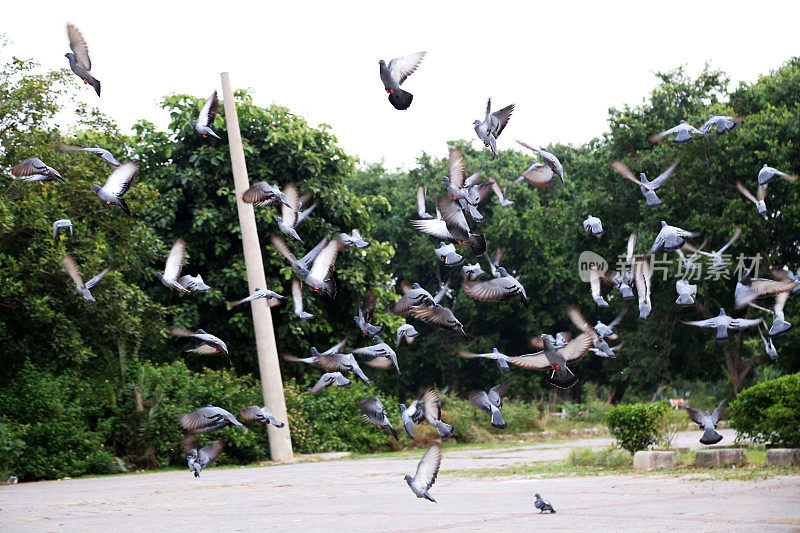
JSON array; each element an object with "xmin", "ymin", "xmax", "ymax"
[
  {"xmin": 749, "ymin": 292, "xmax": 792, "ymax": 338},
  {"xmin": 379, "ymin": 51, "xmax": 426, "ymax": 110},
  {"xmin": 58, "ymin": 143, "xmax": 120, "ymax": 167},
  {"xmin": 757, "ymin": 164, "xmax": 797, "ymax": 186},
  {"xmin": 583, "ymin": 215, "xmax": 604, "ymax": 238},
  {"xmin": 310, "ymin": 372, "xmax": 352, "ymax": 393},
  {"xmin": 11, "ymin": 158, "xmax": 64, "ymax": 182},
  {"xmin": 283, "ymin": 339, "xmax": 347, "ymax": 365},
  {"xmin": 176, "ymin": 275, "xmax": 212, "ymax": 292},
  {"xmin": 358, "ymin": 397, "xmax": 397, "ymax": 440},
  {"xmin": 462, "ymin": 267, "xmax": 528, "ymax": 307},
  {"xmin": 633, "ymin": 257, "xmax": 652, "ymax": 322},
  {"xmin": 65, "ymin": 24, "xmax": 100, "ymax": 96},
  {"xmin": 507, "ymin": 332, "xmax": 595, "ymax": 389},
  {"xmin": 612, "ymin": 160, "xmax": 679, "ymax": 207},
  {"xmin": 735, "ymin": 181, "xmax": 768, "ymax": 218},
  {"xmin": 409, "ymin": 304, "xmax": 468, "ymax": 339},
  {"xmin": 461, "ymin": 263, "xmax": 486, "ymax": 280},
  {"xmin": 353, "ymin": 336, "xmax": 399, "ymax": 373},
  {"xmin": 179, "ymin": 405, "xmax": 245, "ymax": 433},
  {"xmin": 242, "ymin": 182, "xmax": 289, "ymax": 208},
  {"xmin": 676, "ymin": 239, "xmax": 707, "ymax": 274},
  {"xmin": 156, "ymin": 239, "xmax": 192, "ymax": 292},
  {"xmin": 400, "ymin": 400, "xmax": 426, "ymax": 439},
  {"xmin": 684, "ymin": 400, "xmax": 725, "ymax": 445},
  {"xmin": 315, "ymin": 351, "xmax": 371, "ymax": 383},
  {"xmin": 431, "ymin": 280, "xmax": 450, "ymax": 305},
  {"xmin": 588, "ymin": 264, "xmax": 610, "ymax": 308},
  {"xmin": 589, "ymin": 341, "xmax": 623, "ymax": 358},
  {"xmin": 422, "ymin": 388, "xmax": 455, "ymax": 439},
  {"xmin": 675, "ymin": 279, "xmax": 697, "ymax": 307},
  {"xmin": 757, "ymin": 324, "xmax": 779, "ymax": 360},
  {"xmin": 683, "ymin": 227, "xmax": 741, "ymax": 270},
  {"xmin": 734, "ymin": 269, "xmax": 797, "ymax": 310},
  {"xmin": 339, "ymin": 229, "xmax": 370, "ymax": 249},
  {"xmin": 91, "ymin": 162, "xmax": 138, "ymax": 216},
  {"xmin": 182, "ymin": 436, "xmax": 223, "ymax": 477},
  {"xmin": 682, "ymin": 308, "xmax": 762, "ymax": 341},
  {"xmin": 229, "ymin": 286, "xmax": 287, "ymax": 307},
  {"xmin": 568, "ymin": 306, "xmax": 621, "ymax": 358},
  {"xmin": 404, "ymin": 441, "xmax": 442, "ymax": 503},
  {"xmin": 396, "ymin": 323, "xmax": 420, "ymax": 346},
  {"xmin": 601, "ymin": 233, "xmax": 637, "ymax": 300},
  {"xmin": 534, "ymin": 494, "xmax": 556, "ymax": 514},
  {"xmin": 61, "ymin": 254, "xmax": 110, "ymax": 303},
  {"xmin": 649, "ymin": 120, "xmax": 704, "ymax": 144},
  {"xmin": 441, "ymin": 149, "xmax": 475, "ymax": 202},
  {"xmin": 171, "ymin": 328, "xmax": 230, "ymax": 363},
  {"xmin": 699, "ymin": 115, "xmax": 743, "ymax": 135},
  {"xmin": 530, "ymin": 332, "xmax": 571, "ymax": 350},
  {"xmin": 646, "ymin": 221, "xmax": 699, "ymax": 255},
  {"xmin": 239, "ymin": 405, "xmax": 285, "ymax": 428},
  {"xmin": 192, "ymin": 91, "xmax": 220, "ymax": 139},
  {"xmin": 355, "ymin": 289, "xmax": 384, "ymax": 336},
  {"xmin": 463, "ymin": 176, "xmax": 514, "ymax": 207},
  {"xmin": 416, "ymin": 184, "xmax": 434, "ymax": 219},
  {"xmin": 435, "ymin": 242, "xmax": 464, "ymax": 267},
  {"xmin": 411, "ymin": 196, "xmax": 486, "ymax": 256},
  {"xmin": 52, "ymin": 219, "xmax": 73, "ymax": 240},
  {"xmin": 286, "ymin": 279, "xmax": 312, "ymax": 319},
  {"xmin": 388, "ymin": 282, "xmax": 435, "ymax": 316},
  {"xmin": 272, "ymin": 235, "xmax": 341, "ymax": 296},
  {"xmin": 468, "ymin": 379, "xmax": 513, "ymax": 429},
  {"xmin": 474, "ymin": 98, "xmax": 514, "ymax": 158},
  {"xmin": 457, "ymin": 348, "xmax": 511, "ymax": 372},
  {"xmin": 275, "ymin": 184, "xmax": 304, "ymax": 242},
  {"xmin": 515, "ymin": 141, "xmax": 565, "ymax": 186}
]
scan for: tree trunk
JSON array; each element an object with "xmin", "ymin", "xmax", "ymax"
[
  {"xmin": 723, "ymin": 331, "xmax": 753, "ymax": 394},
  {"xmin": 610, "ymin": 378, "xmax": 630, "ymax": 404}
]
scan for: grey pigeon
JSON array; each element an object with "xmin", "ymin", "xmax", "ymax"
[
  {"xmin": 422, "ymin": 388, "xmax": 455, "ymax": 439},
  {"xmin": 507, "ymin": 332, "xmax": 595, "ymax": 389},
  {"xmin": 461, "ymin": 263, "xmax": 485, "ymax": 280},
  {"xmin": 589, "ymin": 341, "xmax": 623, "ymax": 359},
  {"xmin": 458, "ymin": 348, "xmax": 511, "ymax": 372},
  {"xmin": 316, "ymin": 351, "xmax": 371, "ymax": 383},
  {"xmin": 684, "ymin": 401, "xmax": 725, "ymax": 445},
  {"xmin": 178, "ymin": 275, "xmax": 211, "ymax": 292},
  {"xmin": 463, "ymin": 176, "xmax": 514, "ymax": 207},
  {"xmin": 396, "ymin": 323, "xmax": 420, "ymax": 346},
  {"xmin": 749, "ymin": 287, "xmax": 792, "ymax": 338},
  {"xmin": 291, "ymin": 278, "xmax": 313, "ymax": 320},
  {"xmin": 736, "ymin": 180, "xmax": 768, "ymax": 218},
  {"xmin": 11, "ymin": 157, "xmax": 64, "ymax": 183},
  {"xmin": 588, "ymin": 264, "xmax": 610, "ymax": 308},
  {"xmin": 354, "ymin": 289, "xmax": 383, "ymax": 336},
  {"xmin": 649, "ymin": 120, "xmax": 704, "ymax": 144},
  {"xmin": 156, "ymin": 239, "xmax": 191, "ymax": 292},
  {"xmin": 534, "ymin": 493, "xmax": 556, "ymax": 513},
  {"xmin": 296, "ymin": 192, "xmax": 317, "ymax": 225},
  {"xmin": 757, "ymin": 324, "xmax": 778, "ymax": 360},
  {"xmin": 416, "ymin": 184, "xmax": 434, "ymax": 219},
  {"xmin": 409, "ymin": 304, "xmax": 468, "ymax": 339},
  {"xmin": 529, "ymin": 331, "xmax": 571, "ymax": 349},
  {"xmin": 92, "ymin": 162, "xmax": 138, "ymax": 216},
  {"xmin": 462, "ymin": 267, "xmax": 528, "ymax": 307},
  {"xmin": 271, "ymin": 234, "xmax": 328, "ymax": 279},
  {"xmin": 682, "ymin": 308, "xmax": 762, "ymax": 341},
  {"xmin": 676, "ymin": 239, "xmax": 707, "ymax": 273},
  {"xmin": 179, "ymin": 405, "xmax": 245, "ymax": 433},
  {"xmin": 272, "ymin": 234, "xmax": 341, "ymax": 296},
  {"xmin": 515, "ymin": 141, "xmax": 564, "ymax": 185},
  {"xmin": 583, "ymin": 215, "xmax": 604, "ymax": 238},
  {"xmin": 699, "ymin": 114, "xmax": 743, "ymax": 135},
  {"xmin": 734, "ymin": 269, "xmax": 797, "ymax": 310},
  {"xmin": 239, "ymin": 405, "xmax": 285, "ymax": 428},
  {"xmin": 171, "ymin": 328, "xmax": 230, "ymax": 363},
  {"xmin": 389, "ymin": 282, "xmax": 435, "ymax": 316},
  {"xmin": 683, "ymin": 227, "xmax": 741, "ymax": 270},
  {"xmin": 411, "ymin": 196, "xmax": 486, "ymax": 256},
  {"xmin": 601, "ymin": 233, "xmax": 637, "ymax": 300},
  {"xmin": 192, "ymin": 91, "xmax": 220, "ymax": 139},
  {"xmin": 757, "ymin": 164, "xmax": 797, "ymax": 186},
  {"xmin": 405, "ymin": 441, "xmax": 442, "ymax": 502},
  {"xmin": 431, "ymin": 280, "xmax": 450, "ymax": 306},
  {"xmin": 474, "ymin": 98, "xmax": 514, "ymax": 158},
  {"xmin": 612, "ymin": 159, "xmax": 679, "ymax": 207},
  {"xmin": 568, "ymin": 306, "xmax": 620, "ymax": 358},
  {"xmin": 229, "ymin": 286, "xmax": 287, "ymax": 307},
  {"xmin": 441, "ymin": 149, "xmax": 474, "ymax": 202},
  {"xmin": 61, "ymin": 255, "xmax": 110, "ymax": 303},
  {"xmin": 182, "ymin": 437, "xmax": 223, "ymax": 477},
  {"xmin": 65, "ymin": 24, "xmax": 100, "ymax": 96},
  {"xmin": 646, "ymin": 221, "xmax": 699, "ymax": 255},
  {"xmin": 400, "ymin": 400, "xmax": 425, "ymax": 439},
  {"xmin": 675, "ymin": 279, "xmax": 697, "ymax": 307},
  {"xmin": 379, "ymin": 51, "xmax": 426, "ymax": 110},
  {"xmin": 435, "ymin": 241, "xmax": 463, "ymax": 267},
  {"xmin": 468, "ymin": 379, "xmax": 513, "ymax": 429},
  {"xmin": 358, "ymin": 397, "xmax": 397, "ymax": 440},
  {"xmin": 353, "ymin": 336, "xmax": 399, "ymax": 374},
  {"xmin": 52, "ymin": 219, "xmax": 73, "ymax": 240},
  {"xmin": 282, "ymin": 339, "xmax": 347, "ymax": 366},
  {"xmin": 58, "ymin": 143, "xmax": 120, "ymax": 167},
  {"xmin": 276, "ymin": 184, "xmax": 304, "ymax": 242},
  {"xmin": 634, "ymin": 257, "xmax": 652, "ymax": 322},
  {"xmin": 339, "ymin": 229, "xmax": 370, "ymax": 249},
  {"xmin": 310, "ymin": 372, "xmax": 351, "ymax": 393},
  {"xmin": 242, "ymin": 182, "xmax": 289, "ymax": 208}
]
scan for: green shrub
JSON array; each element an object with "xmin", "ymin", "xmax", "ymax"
[
  {"xmin": 607, "ymin": 402, "xmax": 670, "ymax": 453},
  {"xmin": 569, "ymin": 446, "xmax": 631, "ymax": 468},
  {"xmin": 730, "ymin": 372, "xmax": 800, "ymax": 447},
  {"xmin": 561, "ymin": 399, "xmax": 609, "ymax": 424}
]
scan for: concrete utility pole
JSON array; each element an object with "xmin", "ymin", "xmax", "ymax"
[{"xmin": 220, "ymin": 72, "xmax": 293, "ymax": 462}]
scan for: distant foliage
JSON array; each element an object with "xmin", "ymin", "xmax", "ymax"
[
  {"xmin": 730, "ymin": 373, "xmax": 800, "ymax": 448},
  {"xmin": 607, "ymin": 402, "xmax": 670, "ymax": 453}
]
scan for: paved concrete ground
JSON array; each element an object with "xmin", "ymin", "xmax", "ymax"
[{"xmin": 2, "ymin": 430, "xmax": 799, "ymax": 532}]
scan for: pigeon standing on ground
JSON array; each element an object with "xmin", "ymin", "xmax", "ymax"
[
  {"xmin": 534, "ymin": 494, "xmax": 556, "ymax": 514},
  {"xmin": 474, "ymin": 98, "xmax": 514, "ymax": 158},
  {"xmin": 685, "ymin": 401, "xmax": 725, "ymax": 445},
  {"xmin": 396, "ymin": 323, "xmax": 420, "ymax": 346},
  {"xmin": 583, "ymin": 215, "xmax": 604, "ymax": 238},
  {"xmin": 422, "ymin": 388, "xmax": 455, "ymax": 439},
  {"xmin": 404, "ymin": 441, "xmax": 442, "ymax": 503},
  {"xmin": 11, "ymin": 158, "xmax": 64, "ymax": 182},
  {"xmin": 649, "ymin": 120, "xmax": 704, "ymax": 143},
  {"xmin": 179, "ymin": 405, "xmax": 245, "ymax": 433},
  {"xmin": 182, "ymin": 437, "xmax": 223, "ymax": 477},
  {"xmin": 229, "ymin": 286, "xmax": 287, "ymax": 307},
  {"xmin": 238, "ymin": 405, "xmax": 285, "ymax": 428},
  {"xmin": 193, "ymin": 91, "xmax": 221, "ymax": 139},
  {"xmin": 310, "ymin": 372, "xmax": 352, "ymax": 393},
  {"xmin": 468, "ymin": 379, "xmax": 513, "ymax": 429},
  {"xmin": 91, "ymin": 162, "xmax": 139, "ymax": 216},
  {"xmin": 242, "ymin": 182, "xmax": 289, "ymax": 208},
  {"xmin": 457, "ymin": 348, "xmax": 511, "ymax": 372},
  {"xmin": 358, "ymin": 397, "xmax": 398, "ymax": 440},
  {"xmin": 515, "ymin": 141, "xmax": 564, "ymax": 186},
  {"xmin": 58, "ymin": 143, "xmax": 120, "ymax": 167},
  {"xmin": 646, "ymin": 221, "xmax": 700, "ymax": 255},
  {"xmin": 354, "ymin": 289, "xmax": 383, "ymax": 336},
  {"xmin": 675, "ymin": 279, "xmax": 697, "ymax": 307},
  {"xmin": 612, "ymin": 160, "xmax": 679, "ymax": 207},
  {"xmin": 61, "ymin": 255, "xmax": 110, "ymax": 303},
  {"xmin": 757, "ymin": 164, "xmax": 798, "ymax": 186},
  {"xmin": 682, "ymin": 308, "xmax": 762, "ymax": 341},
  {"xmin": 171, "ymin": 328, "xmax": 231, "ymax": 363},
  {"xmin": 52, "ymin": 219, "xmax": 73, "ymax": 240},
  {"xmin": 736, "ymin": 181, "xmax": 768, "ymax": 218},
  {"xmin": 699, "ymin": 115, "xmax": 743, "ymax": 134},
  {"xmin": 65, "ymin": 24, "xmax": 100, "ymax": 96},
  {"xmin": 379, "ymin": 51, "xmax": 426, "ymax": 110},
  {"xmin": 462, "ymin": 267, "xmax": 528, "ymax": 307}
]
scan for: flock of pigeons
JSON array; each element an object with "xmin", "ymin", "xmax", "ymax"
[{"xmin": 12, "ymin": 28, "xmax": 800, "ymax": 506}]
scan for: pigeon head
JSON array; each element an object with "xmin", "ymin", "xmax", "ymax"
[
  {"xmin": 91, "ymin": 184, "xmax": 101, "ymax": 193},
  {"xmin": 64, "ymin": 52, "xmax": 74, "ymax": 61},
  {"xmin": 379, "ymin": 59, "xmax": 387, "ymax": 70},
  {"xmin": 718, "ymin": 308, "xmax": 727, "ymax": 316},
  {"xmin": 155, "ymin": 272, "xmax": 164, "ymax": 282},
  {"xmin": 400, "ymin": 403, "xmax": 406, "ymax": 413},
  {"xmin": 186, "ymin": 450, "xmax": 197, "ymax": 459},
  {"xmin": 411, "ymin": 283, "xmax": 421, "ymax": 289},
  {"xmin": 473, "ymin": 120, "xmax": 481, "ymax": 127},
  {"xmin": 191, "ymin": 120, "xmax": 198, "ymax": 127},
  {"xmin": 534, "ymin": 493, "xmax": 541, "ymax": 498},
  {"xmin": 196, "ymin": 329, "xmax": 207, "ymax": 335},
  {"xmin": 639, "ymin": 172, "xmax": 647, "ymax": 181},
  {"xmin": 660, "ymin": 220, "xmax": 667, "ymax": 227},
  {"xmin": 403, "ymin": 474, "xmax": 413, "ymax": 483},
  {"xmin": 310, "ymin": 347, "xmax": 320, "ymax": 357},
  {"xmin": 497, "ymin": 267, "xmax": 509, "ymax": 277},
  {"xmin": 276, "ymin": 217, "xmax": 283, "ymax": 224},
  {"xmin": 679, "ymin": 120, "xmax": 686, "ymax": 124}
]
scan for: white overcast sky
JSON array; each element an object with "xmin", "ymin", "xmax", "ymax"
[{"xmin": 4, "ymin": 1, "xmax": 799, "ymax": 169}]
